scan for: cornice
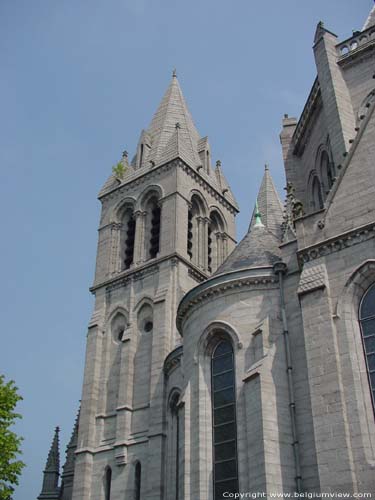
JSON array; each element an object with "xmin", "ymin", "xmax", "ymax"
[
  {"xmin": 163, "ymin": 345, "xmax": 183, "ymax": 376},
  {"xmin": 177, "ymin": 267, "xmax": 278, "ymax": 334},
  {"xmin": 99, "ymin": 157, "xmax": 239, "ymax": 214},
  {"xmin": 90, "ymin": 252, "xmax": 208, "ymax": 293},
  {"xmin": 293, "ymin": 78, "xmax": 322, "ymax": 157},
  {"xmin": 297, "ymin": 221, "xmax": 375, "ymax": 267}
]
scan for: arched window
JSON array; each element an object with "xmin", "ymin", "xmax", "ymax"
[
  {"xmin": 167, "ymin": 392, "xmax": 181, "ymax": 500},
  {"xmin": 211, "ymin": 340, "xmax": 239, "ymax": 499},
  {"xmin": 104, "ymin": 467, "xmax": 112, "ymax": 500},
  {"xmin": 320, "ymin": 150, "xmax": 334, "ymax": 193},
  {"xmin": 359, "ymin": 284, "xmax": 375, "ymax": 413},
  {"xmin": 134, "ymin": 462, "xmax": 141, "ymax": 500},
  {"xmin": 133, "ymin": 303, "xmax": 153, "ymax": 409},
  {"xmin": 311, "ymin": 176, "xmax": 324, "ymax": 211},
  {"xmin": 145, "ymin": 195, "xmax": 161, "ymax": 260},
  {"xmin": 120, "ymin": 206, "xmax": 136, "ymax": 270}
]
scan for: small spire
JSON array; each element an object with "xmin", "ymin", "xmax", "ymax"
[
  {"xmin": 216, "ymin": 160, "xmax": 221, "ymax": 167},
  {"xmin": 122, "ymin": 150, "xmax": 128, "ymax": 158},
  {"xmin": 254, "ymin": 200, "xmax": 264, "ymax": 228},
  {"xmin": 264, "ymin": 163, "xmax": 269, "ymax": 171},
  {"xmin": 172, "ymin": 68, "xmax": 177, "ymax": 78},
  {"xmin": 38, "ymin": 427, "xmax": 60, "ymax": 499}
]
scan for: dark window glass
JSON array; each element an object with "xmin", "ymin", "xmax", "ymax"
[
  {"xmin": 367, "ymin": 353, "xmax": 375, "ymax": 371},
  {"xmin": 215, "ymin": 479, "xmax": 238, "ymax": 498},
  {"xmin": 214, "ymin": 422, "xmax": 236, "ymax": 444},
  {"xmin": 215, "ymin": 459, "xmax": 237, "ymax": 481},
  {"xmin": 359, "ymin": 284, "xmax": 375, "ymax": 415},
  {"xmin": 134, "ymin": 462, "xmax": 141, "ymax": 500},
  {"xmin": 211, "ymin": 340, "xmax": 238, "ymax": 499},
  {"xmin": 213, "ymin": 387, "xmax": 235, "ymax": 408},
  {"xmin": 214, "ymin": 405, "xmax": 235, "ymax": 426},
  {"xmin": 364, "ymin": 336, "xmax": 375, "ymax": 354},
  {"xmin": 105, "ymin": 467, "xmax": 112, "ymax": 500},
  {"xmin": 361, "ymin": 318, "xmax": 375, "ymax": 337},
  {"xmin": 214, "ymin": 440, "xmax": 236, "ymax": 461},
  {"xmin": 213, "ymin": 371, "xmax": 234, "ymax": 391},
  {"xmin": 213, "ymin": 354, "xmax": 233, "ymax": 375},
  {"xmin": 360, "ymin": 286, "xmax": 375, "ymax": 319}
]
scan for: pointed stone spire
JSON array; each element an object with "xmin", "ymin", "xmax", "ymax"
[
  {"xmin": 362, "ymin": 5, "xmax": 375, "ymax": 30},
  {"xmin": 214, "ymin": 170, "xmax": 282, "ymax": 276},
  {"xmin": 136, "ymin": 73, "xmax": 201, "ymax": 168},
  {"xmin": 249, "ymin": 164, "xmax": 284, "ymax": 239},
  {"xmin": 60, "ymin": 409, "xmax": 80, "ymax": 500},
  {"xmin": 38, "ymin": 427, "xmax": 61, "ymax": 499}
]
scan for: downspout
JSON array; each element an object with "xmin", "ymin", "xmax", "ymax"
[{"xmin": 273, "ymin": 261, "xmax": 302, "ymax": 493}]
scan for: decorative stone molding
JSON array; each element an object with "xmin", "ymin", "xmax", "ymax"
[
  {"xmin": 163, "ymin": 345, "xmax": 183, "ymax": 376},
  {"xmin": 298, "ymin": 222, "xmax": 375, "ymax": 266},
  {"xmin": 297, "ymin": 262, "xmax": 327, "ymax": 296},
  {"xmin": 99, "ymin": 157, "xmax": 238, "ymax": 214},
  {"xmin": 114, "ymin": 445, "xmax": 127, "ymax": 466},
  {"xmin": 180, "ymin": 161, "xmax": 238, "ymax": 214},
  {"xmin": 293, "ymin": 78, "xmax": 322, "ymax": 157},
  {"xmin": 188, "ymin": 267, "xmax": 206, "ymax": 283},
  {"xmin": 133, "ymin": 265, "xmax": 159, "ymax": 282}
]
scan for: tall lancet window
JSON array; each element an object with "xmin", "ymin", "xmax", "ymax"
[
  {"xmin": 134, "ymin": 462, "xmax": 141, "ymax": 500},
  {"xmin": 167, "ymin": 391, "xmax": 182, "ymax": 500},
  {"xmin": 359, "ymin": 284, "xmax": 375, "ymax": 414},
  {"xmin": 121, "ymin": 206, "xmax": 136, "ymax": 270},
  {"xmin": 311, "ymin": 176, "xmax": 324, "ymax": 211},
  {"xmin": 145, "ymin": 195, "xmax": 161, "ymax": 260},
  {"xmin": 104, "ymin": 467, "xmax": 112, "ymax": 500},
  {"xmin": 321, "ymin": 150, "xmax": 334, "ymax": 192},
  {"xmin": 211, "ymin": 339, "xmax": 239, "ymax": 499}
]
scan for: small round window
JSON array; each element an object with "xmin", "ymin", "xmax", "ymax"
[{"xmin": 144, "ymin": 321, "xmax": 153, "ymax": 333}]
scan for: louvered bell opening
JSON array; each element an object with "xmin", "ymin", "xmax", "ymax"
[
  {"xmin": 149, "ymin": 206, "xmax": 161, "ymax": 259},
  {"xmin": 187, "ymin": 211, "xmax": 193, "ymax": 258},
  {"xmin": 124, "ymin": 216, "xmax": 136, "ymax": 269}
]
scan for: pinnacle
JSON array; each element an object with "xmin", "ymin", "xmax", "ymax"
[
  {"xmin": 45, "ymin": 426, "xmax": 60, "ymax": 472},
  {"xmin": 249, "ymin": 165, "xmax": 284, "ymax": 239},
  {"xmin": 362, "ymin": 5, "xmax": 375, "ymax": 30}
]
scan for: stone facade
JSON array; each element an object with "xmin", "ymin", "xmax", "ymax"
[{"xmin": 38, "ymin": 7, "xmax": 375, "ymax": 500}]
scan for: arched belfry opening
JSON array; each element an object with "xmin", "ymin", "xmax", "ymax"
[{"xmin": 119, "ymin": 203, "xmax": 136, "ymax": 270}]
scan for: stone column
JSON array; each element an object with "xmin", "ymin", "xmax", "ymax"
[
  {"xmin": 203, "ymin": 217, "xmax": 210, "ymax": 272},
  {"xmin": 110, "ymin": 222, "xmax": 122, "ymax": 274},
  {"xmin": 134, "ymin": 210, "xmax": 147, "ymax": 265},
  {"xmin": 197, "ymin": 216, "xmax": 203, "ymax": 269}
]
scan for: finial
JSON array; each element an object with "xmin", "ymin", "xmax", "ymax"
[
  {"xmin": 216, "ymin": 160, "xmax": 221, "ymax": 168},
  {"xmin": 122, "ymin": 150, "xmax": 128, "ymax": 158},
  {"xmin": 172, "ymin": 68, "xmax": 177, "ymax": 78},
  {"xmin": 265, "ymin": 163, "xmax": 269, "ymax": 171},
  {"xmin": 254, "ymin": 199, "xmax": 264, "ymax": 228},
  {"xmin": 175, "ymin": 122, "xmax": 181, "ymax": 129}
]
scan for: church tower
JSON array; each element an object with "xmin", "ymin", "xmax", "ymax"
[{"xmin": 71, "ymin": 72, "xmax": 238, "ymax": 500}]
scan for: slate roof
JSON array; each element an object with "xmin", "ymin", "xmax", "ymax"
[
  {"xmin": 142, "ymin": 73, "xmax": 201, "ymax": 168},
  {"xmin": 214, "ymin": 223, "xmax": 281, "ymax": 275},
  {"xmin": 215, "ymin": 166, "xmax": 282, "ymax": 275}
]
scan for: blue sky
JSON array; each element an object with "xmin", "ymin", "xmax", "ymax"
[{"xmin": 0, "ymin": 0, "xmax": 371, "ymax": 498}]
